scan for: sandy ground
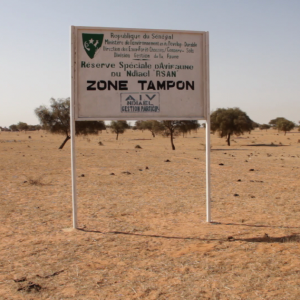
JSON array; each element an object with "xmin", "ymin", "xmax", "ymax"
[{"xmin": 0, "ymin": 128, "xmax": 300, "ymax": 300}]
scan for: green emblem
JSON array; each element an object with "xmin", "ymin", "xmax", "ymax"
[{"xmin": 82, "ymin": 33, "xmax": 104, "ymax": 59}]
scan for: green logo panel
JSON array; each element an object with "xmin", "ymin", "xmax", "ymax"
[{"xmin": 82, "ymin": 33, "xmax": 104, "ymax": 59}]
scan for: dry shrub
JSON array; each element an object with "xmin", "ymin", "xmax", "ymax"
[{"xmin": 23, "ymin": 175, "xmax": 48, "ymax": 186}]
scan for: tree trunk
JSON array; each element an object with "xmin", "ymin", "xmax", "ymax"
[
  {"xmin": 116, "ymin": 132, "xmax": 119, "ymax": 140},
  {"xmin": 151, "ymin": 131, "xmax": 155, "ymax": 138},
  {"xmin": 170, "ymin": 130, "xmax": 175, "ymax": 150},
  {"xmin": 226, "ymin": 133, "xmax": 231, "ymax": 146},
  {"xmin": 59, "ymin": 135, "xmax": 70, "ymax": 149}
]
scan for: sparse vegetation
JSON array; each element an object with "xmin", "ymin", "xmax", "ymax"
[
  {"xmin": 1, "ymin": 123, "xmax": 300, "ymax": 300},
  {"xmin": 134, "ymin": 120, "xmax": 200, "ymax": 150},
  {"xmin": 158, "ymin": 120, "xmax": 200, "ymax": 150},
  {"xmin": 259, "ymin": 124, "xmax": 271, "ymax": 131},
  {"xmin": 269, "ymin": 117, "xmax": 287, "ymax": 128},
  {"xmin": 178, "ymin": 120, "xmax": 200, "ymax": 137},
  {"xmin": 23, "ymin": 175, "xmax": 48, "ymax": 186},
  {"xmin": 9, "ymin": 124, "xmax": 18, "ymax": 131},
  {"xmin": 135, "ymin": 120, "xmax": 164, "ymax": 137},
  {"xmin": 35, "ymin": 98, "xmax": 106, "ymax": 149}
]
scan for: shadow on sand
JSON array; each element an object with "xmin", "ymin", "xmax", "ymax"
[
  {"xmin": 77, "ymin": 228, "xmax": 300, "ymax": 244},
  {"xmin": 212, "ymin": 221, "xmax": 300, "ymax": 229},
  {"xmin": 244, "ymin": 144, "xmax": 289, "ymax": 147},
  {"xmin": 235, "ymin": 234, "xmax": 300, "ymax": 243},
  {"xmin": 211, "ymin": 148, "xmax": 249, "ymax": 151}
]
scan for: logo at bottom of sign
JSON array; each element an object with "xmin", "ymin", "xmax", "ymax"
[{"xmin": 120, "ymin": 93, "xmax": 160, "ymax": 113}]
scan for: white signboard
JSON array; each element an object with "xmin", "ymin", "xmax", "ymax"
[
  {"xmin": 70, "ymin": 27, "xmax": 211, "ymax": 229},
  {"xmin": 71, "ymin": 26, "xmax": 209, "ymax": 120}
]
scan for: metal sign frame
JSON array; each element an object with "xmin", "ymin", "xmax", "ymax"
[{"xmin": 70, "ymin": 26, "xmax": 211, "ymax": 229}]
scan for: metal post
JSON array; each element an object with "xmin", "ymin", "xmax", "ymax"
[
  {"xmin": 205, "ymin": 119, "xmax": 211, "ymax": 222},
  {"xmin": 70, "ymin": 26, "xmax": 78, "ymax": 229},
  {"xmin": 205, "ymin": 31, "xmax": 211, "ymax": 222},
  {"xmin": 70, "ymin": 107, "xmax": 78, "ymax": 229}
]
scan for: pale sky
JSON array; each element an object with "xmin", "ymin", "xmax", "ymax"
[{"xmin": 0, "ymin": 0, "xmax": 299, "ymax": 127}]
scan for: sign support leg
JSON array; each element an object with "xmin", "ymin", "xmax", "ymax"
[
  {"xmin": 205, "ymin": 31, "xmax": 211, "ymax": 223},
  {"xmin": 70, "ymin": 26, "xmax": 78, "ymax": 229},
  {"xmin": 70, "ymin": 104, "xmax": 78, "ymax": 229},
  {"xmin": 205, "ymin": 120, "xmax": 211, "ymax": 222}
]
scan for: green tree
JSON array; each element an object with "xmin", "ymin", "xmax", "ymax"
[
  {"xmin": 158, "ymin": 120, "xmax": 199, "ymax": 150},
  {"xmin": 35, "ymin": 98, "xmax": 106, "ymax": 149},
  {"xmin": 17, "ymin": 122, "xmax": 29, "ymax": 131},
  {"xmin": 110, "ymin": 120, "xmax": 130, "ymax": 140},
  {"xmin": 9, "ymin": 124, "xmax": 18, "ymax": 131},
  {"xmin": 210, "ymin": 108, "xmax": 254, "ymax": 146},
  {"xmin": 135, "ymin": 120, "xmax": 164, "ymax": 137},
  {"xmin": 259, "ymin": 124, "xmax": 271, "ymax": 132},
  {"xmin": 269, "ymin": 117, "xmax": 286, "ymax": 128},
  {"xmin": 177, "ymin": 120, "xmax": 200, "ymax": 137},
  {"xmin": 28, "ymin": 125, "xmax": 41, "ymax": 131},
  {"xmin": 277, "ymin": 119, "xmax": 295, "ymax": 135},
  {"xmin": 134, "ymin": 120, "xmax": 145, "ymax": 132}
]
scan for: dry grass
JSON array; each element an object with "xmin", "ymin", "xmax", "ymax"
[
  {"xmin": 0, "ymin": 129, "xmax": 300, "ymax": 299},
  {"xmin": 23, "ymin": 175, "xmax": 48, "ymax": 186}
]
